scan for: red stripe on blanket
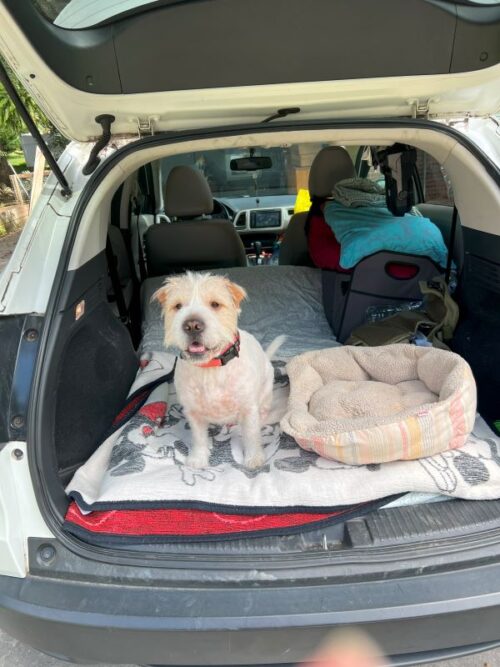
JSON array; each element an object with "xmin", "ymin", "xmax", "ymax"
[
  {"xmin": 65, "ymin": 502, "xmax": 348, "ymax": 537},
  {"xmin": 112, "ymin": 391, "xmax": 148, "ymax": 426}
]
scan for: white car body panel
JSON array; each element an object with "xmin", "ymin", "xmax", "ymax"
[{"xmin": 0, "ymin": 443, "xmax": 54, "ymax": 577}]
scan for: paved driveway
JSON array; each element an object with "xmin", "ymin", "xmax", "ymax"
[
  {"xmin": 0, "ymin": 230, "xmax": 21, "ymax": 273},
  {"xmin": 0, "ymin": 629, "xmax": 498, "ymax": 667}
]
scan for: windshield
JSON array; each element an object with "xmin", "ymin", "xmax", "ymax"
[
  {"xmin": 32, "ymin": 0, "xmax": 161, "ymax": 28},
  {"xmin": 160, "ymin": 144, "xmax": 356, "ymax": 201},
  {"xmin": 158, "ymin": 143, "xmax": 454, "ymax": 212}
]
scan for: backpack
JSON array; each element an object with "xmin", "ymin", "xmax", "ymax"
[{"xmin": 346, "ymin": 277, "xmax": 459, "ymax": 349}]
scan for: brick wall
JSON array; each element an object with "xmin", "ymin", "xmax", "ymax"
[{"xmin": 416, "ymin": 151, "xmax": 453, "ymax": 205}]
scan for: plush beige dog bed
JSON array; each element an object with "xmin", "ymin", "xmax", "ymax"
[{"xmin": 281, "ymin": 345, "xmax": 476, "ymax": 464}]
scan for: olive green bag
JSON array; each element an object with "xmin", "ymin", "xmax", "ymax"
[{"xmin": 346, "ymin": 278, "xmax": 459, "ymax": 349}]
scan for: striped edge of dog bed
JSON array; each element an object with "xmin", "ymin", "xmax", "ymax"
[{"xmin": 281, "ymin": 345, "xmax": 477, "ymax": 465}]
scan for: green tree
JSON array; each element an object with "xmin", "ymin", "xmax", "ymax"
[
  {"xmin": 0, "ymin": 82, "xmax": 50, "ymax": 136},
  {"xmin": 0, "ymin": 119, "xmax": 20, "ymax": 187},
  {"xmin": 0, "ymin": 61, "xmax": 53, "ymax": 185}
]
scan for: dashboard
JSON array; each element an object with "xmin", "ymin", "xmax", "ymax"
[{"xmin": 212, "ymin": 197, "xmax": 296, "ymax": 255}]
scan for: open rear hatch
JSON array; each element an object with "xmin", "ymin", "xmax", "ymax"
[{"xmin": 0, "ymin": 0, "xmax": 499, "ymax": 142}]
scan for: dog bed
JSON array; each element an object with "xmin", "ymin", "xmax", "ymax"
[{"xmin": 281, "ymin": 345, "xmax": 477, "ymax": 465}]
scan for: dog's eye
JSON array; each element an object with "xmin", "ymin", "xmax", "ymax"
[
  {"xmin": 174, "ymin": 303, "xmax": 183, "ymax": 311},
  {"xmin": 210, "ymin": 301, "xmax": 221, "ymax": 309}
]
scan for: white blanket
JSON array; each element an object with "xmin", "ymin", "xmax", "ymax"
[{"xmin": 66, "ymin": 352, "xmax": 500, "ymax": 512}]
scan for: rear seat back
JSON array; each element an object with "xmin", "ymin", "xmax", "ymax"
[{"xmin": 144, "ymin": 165, "xmax": 246, "ymax": 276}]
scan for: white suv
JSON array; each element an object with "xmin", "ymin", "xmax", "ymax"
[{"xmin": 0, "ymin": 1, "xmax": 500, "ymax": 665}]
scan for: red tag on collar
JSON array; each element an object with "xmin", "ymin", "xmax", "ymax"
[{"xmin": 196, "ymin": 335, "xmax": 240, "ymax": 368}]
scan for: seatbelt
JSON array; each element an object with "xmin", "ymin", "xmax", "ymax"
[
  {"xmin": 106, "ymin": 236, "xmax": 129, "ymax": 323},
  {"xmin": 445, "ymin": 206, "xmax": 458, "ymax": 285},
  {"xmin": 133, "ymin": 195, "xmax": 148, "ymax": 281}
]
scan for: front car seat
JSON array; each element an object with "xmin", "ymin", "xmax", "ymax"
[
  {"xmin": 279, "ymin": 146, "xmax": 356, "ymax": 266},
  {"xmin": 144, "ymin": 166, "xmax": 247, "ymax": 276}
]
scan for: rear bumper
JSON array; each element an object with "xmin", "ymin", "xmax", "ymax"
[{"xmin": 2, "ymin": 560, "xmax": 500, "ymax": 666}]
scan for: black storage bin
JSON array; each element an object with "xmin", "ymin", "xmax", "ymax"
[{"xmin": 322, "ymin": 252, "xmax": 442, "ymax": 343}]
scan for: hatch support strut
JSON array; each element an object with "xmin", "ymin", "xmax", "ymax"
[{"xmin": 0, "ymin": 60, "xmax": 72, "ymax": 197}]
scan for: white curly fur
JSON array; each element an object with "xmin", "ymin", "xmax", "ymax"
[{"xmin": 153, "ymin": 272, "xmax": 283, "ymax": 469}]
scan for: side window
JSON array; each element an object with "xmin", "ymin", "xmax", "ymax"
[{"xmin": 415, "ymin": 150, "xmax": 454, "ymax": 205}]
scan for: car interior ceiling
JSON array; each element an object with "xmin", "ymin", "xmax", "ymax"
[{"xmin": 42, "ymin": 138, "xmax": 500, "ymax": 552}]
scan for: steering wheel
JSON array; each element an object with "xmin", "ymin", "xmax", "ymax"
[{"xmin": 211, "ymin": 199, "xmax": 231, "ymax": 220}]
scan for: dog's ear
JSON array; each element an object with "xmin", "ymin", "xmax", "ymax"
[
  {"xmin": 225, "ymin": 280, "xmax": 247, "ymax": 308},
  {"xmin": 151, "ymin": 278, "xmax": 174, "ymax": 306}
]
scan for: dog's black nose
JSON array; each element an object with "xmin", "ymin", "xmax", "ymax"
[{"xmin": 183, "ymin": 318, "xmax": 205, "ymax": 334}]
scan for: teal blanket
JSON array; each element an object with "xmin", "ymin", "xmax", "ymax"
[{"xmin": 324, "ymin": 201, "xmax": 448, "ymax": 269}]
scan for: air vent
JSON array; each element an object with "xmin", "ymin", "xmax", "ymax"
[{"xmin": 235, "ymin": 212, "xmax": 247, "ymax": 227}]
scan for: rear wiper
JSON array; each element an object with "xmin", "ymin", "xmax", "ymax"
[
  {"xmin": 262, "ymin": 107, "xmax": 301, "ymax": 123},
  {"xmin": 0, "ymin": 60, "xmax": 72, "ymax": 198}
]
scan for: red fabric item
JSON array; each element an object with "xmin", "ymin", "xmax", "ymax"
[
  {"xmin": 307, "ymin": 213, "xmax": 347, "ymax": 272},
  {"xmin": 384, "ymin": 262, "xmax": 420, "ymax": 279},
  {"xmin": 65, "ymin": 502, "xmax": 351, "ymax": 537},
  {"xmin": 112, "ymin": 391, "xmax": 148, "ymax": 427}
]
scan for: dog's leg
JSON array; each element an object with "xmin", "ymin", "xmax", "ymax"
[
  {"xmin": 241, "ymin": 407, "xmax": 265, "ymax": 469},
  {"xmin": 185, "ymin": 412, "xmax": 211, "ymax": 469}
]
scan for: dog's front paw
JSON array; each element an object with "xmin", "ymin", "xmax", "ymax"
[
  {"xmin": 245, "ymin": 451, "xmax": 266, "ymax": 470},
  {"xmin": 186, "ymin": 452, "xmax": 210, "ymax": 469}
]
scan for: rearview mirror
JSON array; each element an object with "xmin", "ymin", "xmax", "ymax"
[{"xmin": 230, "ymin": 156, "xmax": 272, "ymax": 171}]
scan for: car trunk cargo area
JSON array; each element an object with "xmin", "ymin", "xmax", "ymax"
[
  {"xmin": 26, "ymin": 126, "xmax": 500, "ymax": 562},
  {"xmin": 50, "ymin": 248, "xmax": 500, "ymax": 556}
]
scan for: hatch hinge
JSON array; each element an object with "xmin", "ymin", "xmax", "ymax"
[
  {"xmin": 135, "ymin": 116, "xmax": 157, "ymax": 137},
  {"xmin": 409, "ymin": 98, "xmax": 430, "ymax": 119},
  {"xmin": 0, "ymin": 60, "xmax": 72, "ymax": 198}
]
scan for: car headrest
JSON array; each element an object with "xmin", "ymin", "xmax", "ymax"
[
  {"xmin": 308, "ymin": 146, "xmax": 356, "ymax": 199},
  {"xmin": 164, "ymin": 165, "xmax": 214, "ymax": 218}
]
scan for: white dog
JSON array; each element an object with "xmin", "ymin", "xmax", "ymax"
[{"xmin": 153, "ymin": 272, "xmax": 283, "ymax": 469}]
